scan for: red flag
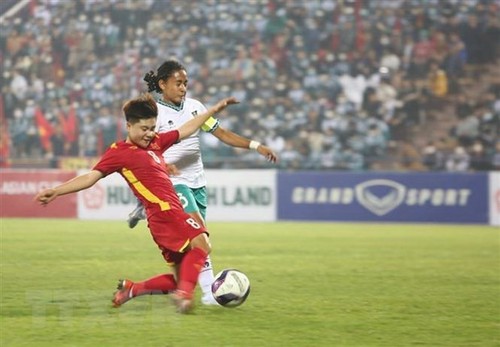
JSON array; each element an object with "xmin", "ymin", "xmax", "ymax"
[
  {"xmin": 61, "ymin": 106, "xmax": 78, "ymax": 143},
  {"xmin": 35, "ymin": 107, "xmax": 53, "ymax": 151},
  {"xmin": 0, "ymin": 95, "xmax": 10, "ymax": 167},
  {"xmin": 0, "ymin": 125, "xmax": 10, "ymax": 168}
]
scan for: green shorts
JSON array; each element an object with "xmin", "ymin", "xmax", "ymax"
[{"xmin": 174, "ymin": 184, "xmax": 207, "ymax": 221}]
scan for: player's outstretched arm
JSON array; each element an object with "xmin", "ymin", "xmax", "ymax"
[
  {"xmin": 212, "ymin": 127, "xmax": 278, "ymax": 163},
  {"xmin": 34, "ymin": 170, "xmax": 104, "ymax": 205},
  {"xmin": 177, "ymin": 97, "xmax": 238, "ymax": 140}
]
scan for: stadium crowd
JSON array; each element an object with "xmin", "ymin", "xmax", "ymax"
[{"xmin": 1, "ymin": 0, "xmax": 499, "ymax": 171}]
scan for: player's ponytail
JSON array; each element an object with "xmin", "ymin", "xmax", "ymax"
[{"xmin": 143, "ymin": 71, "xmax": 160, "ymax": 93}]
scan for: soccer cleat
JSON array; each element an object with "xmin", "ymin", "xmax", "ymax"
[
  {"xmin": 112, "ymin": 279, "xmax": 134, "ymax": 307},
  {"xmin": 170, "ymin": 290, "xmax": 194, "ymax": 314},
  {"xmin": 127, "ymin": 204, "xmax": 146, "ymax": 229}
]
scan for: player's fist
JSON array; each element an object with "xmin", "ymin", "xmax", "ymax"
[
  {"xmin": 34, "ymin": 189, "xmax": 58, "ymax": 205},
  {"xmin": 166, "ymin": 163, "xmax": 180, "ymax": 176},
  {"xmin": 214, "ymin": 97, "xmax": 239, "ymax": 112}
]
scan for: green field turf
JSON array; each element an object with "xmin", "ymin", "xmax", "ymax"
[{"xmin": 0, "ymin": 219, "xmax": 499, "ymax": 347}]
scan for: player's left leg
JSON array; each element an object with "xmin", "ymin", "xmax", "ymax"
[
  {"xmin": 175, "ymin": 185, "xmax": 218, "ymax": 305},
  {"xmin": 112, "ymin": 273, "xmax": 177, "ymax": 307}
]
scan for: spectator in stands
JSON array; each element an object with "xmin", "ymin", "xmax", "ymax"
[
  {"xmin": 444, "ymin": 33, "xmax": 466, "ymax": 83},
  {"xmin": 445, "ymin": 146, "xmax": 470, "ymax": 172},
  {"xmin": 342, "ymin": 146, "xmax": 365, "ymax": 171},
  {"xmin": 95, "ymin": 105, "xmax": 118, "ymax": 149},
  {"xmin": 10, "ymin": 70, "xmax": 28, "ymax": 101},
  {"xmin": 279, "ymin": 138, "xmax": 303, "ymax": 170},
  {"xmin": 364, "ymin": 124, "xmax": 387, "ymax": 157},
  {"xmin": 460, "ymin": 14, "xmax": 483, "ymax": 68},
  {"xmin": 339, "ymin": 66, "xmax": 367, "ymax": 110},
  {"xmin": 469, "ymin": 140, "xmax": 491, "ymax": 171},
  {"xmin": 79, "ymin": 115, "xmax": 98, "ymax": 157},
  {"xmin": 376, "ymin": 76, "xmax": 399, "ymax": 122},
  {"xmin": 427, "ymin": 61, "xmax": 448, "ymax": 99},
  {"xmin": 49, "ymin": 123, "xmax": 66, "ymax": 167},
  {"xmin": 422, "ymin": 141, "xmax": 445, "ymax": 171},
  {"xmin": 483, "ymin": 12, "xmax": 500, "ymax": 66},
  {"xmin": 491, "ymin": 141, "xmax": 500, "ymax": 170},
  {"xmin": 398, "ymin": 79, "xmax": 422, "ymax": 126},
  {"xmin": 397, "ymin": 141, "xmax": 426, "ymax": 171},
  {"xmin": 453, "ymin": 109, "xmax": 480, "ymax": 147}
]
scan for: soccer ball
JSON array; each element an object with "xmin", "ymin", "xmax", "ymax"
[{"xmin": 211, "ymin": 269, "xmax": 250, "ymax": 307}]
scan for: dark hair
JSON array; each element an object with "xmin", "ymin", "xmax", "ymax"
[
  {"xmin": 143, "ymin": 60, "xmax": 186, "ymax": 93},
  {"xmin": 122, "ymin": 93, "xmax": 158, "ymax": 123}
]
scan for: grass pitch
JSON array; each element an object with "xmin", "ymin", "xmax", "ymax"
[{"xmin": 1, "ymin": 219, "xmax": 499, "ymax": 347}]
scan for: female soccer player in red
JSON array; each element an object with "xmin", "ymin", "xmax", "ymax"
[
  {"xmin": 127, "ymin": 60, "xmax": 278, "ymax": 305},
  {"xmin": 34, "ymin": 93, "xmax": 238, "ymax": 313}
]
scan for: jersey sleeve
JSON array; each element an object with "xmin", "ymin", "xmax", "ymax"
[
  {"xmin": 158, "ymin": 130, "xmax": 180, "ymax": 151},
  {"xmin": 92, "ymin": 143, "xmax": 123, "ymax": 176}
]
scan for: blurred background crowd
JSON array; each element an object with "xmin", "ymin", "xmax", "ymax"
[{"xmin": 0, "ymin": 0, "xmax": 499, "ymax": 171}]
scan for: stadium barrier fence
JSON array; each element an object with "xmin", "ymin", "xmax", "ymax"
[{"xmin": 1, "ymin": 169, "xmax": 498, "ymax": 226}]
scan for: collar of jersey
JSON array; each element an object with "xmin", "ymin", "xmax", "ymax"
[{"xmin": 158, "ymin": 99, "xmax": 184, "ymax": 111}]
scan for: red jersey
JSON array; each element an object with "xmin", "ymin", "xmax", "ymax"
[
  {"xmin": 93, "ymin": 131, "xmax": 183, "ymax": 218},
  {"xmin": 93, "ymin": 130, "xmax": 206, "ymax": 260}
]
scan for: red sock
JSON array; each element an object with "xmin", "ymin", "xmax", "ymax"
[
  {"xmin": 177, "ymin": 247, "xmax": 208, "ymax": 297},
  {"xmin": 131, "ymin": 274, "xmax": 177, "ymax": 297}
]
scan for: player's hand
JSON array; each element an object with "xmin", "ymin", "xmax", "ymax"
[
  {"xmin": 214, "ymin": 97, "xmax": 239, "ymax": 113},
  {"xmin": 34, "ymin": 189, "xmax": 58, "ymax": 205},
  {"xmin": 166, "ymin": 163, "xmax": 180, "ymax": 176},
  {"xmin": 257, "ymin": 145, "xmax": 278, "ymax": 163}
]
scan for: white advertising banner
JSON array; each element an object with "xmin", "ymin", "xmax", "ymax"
[
  {"xmin": 489, "ymin": 172, "xmax": 500, "ymax": 226},
  {"xmin": 77, "ymin": 170, "xmax": 136, "ymax": 220},
  {"xmin": 77, "ymin": 169, "xmax": 277, "ymax": 222},
  {"xmin": 204, "ymin": 169, "xmax": 277, "ymax": 222}
]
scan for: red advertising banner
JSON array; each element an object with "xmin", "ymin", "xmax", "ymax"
[{"xmin": 0, "ymin": 169, "xmax": 77, "ymax": 218}]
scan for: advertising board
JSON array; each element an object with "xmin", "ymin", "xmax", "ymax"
[
  {"xmin": 204, "ymin": 170, "xmax": 276, "ymax": 221},
  {"xmin": 278, "ymin": 172, "xmax": 488, "ymax": 224},
  {"xmin": 77, "ymin": 169, "xmax": 277, "ymax": 222},
  {"xmin": 0, "ymin": 169, "xmax": 77, "ymax": 218},
  {"xmin": 489, "ymin": 172, "xmax": 500, "ymax": 226},
  {"xmin": 77, "ymin": 171, "xmax": 136, "ymax": 220}
]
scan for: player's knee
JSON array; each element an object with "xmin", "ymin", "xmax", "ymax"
[
  {"xmin": 191, "ymin": 233, "xmax": 211, "ymax": 254},
  {"xmin": 202, "ymin": 242, "xmax": 211, "ymax": 255},
  {"xmin": 200, "ymin": 236, "xmax": 211, "ymax": 254}
]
